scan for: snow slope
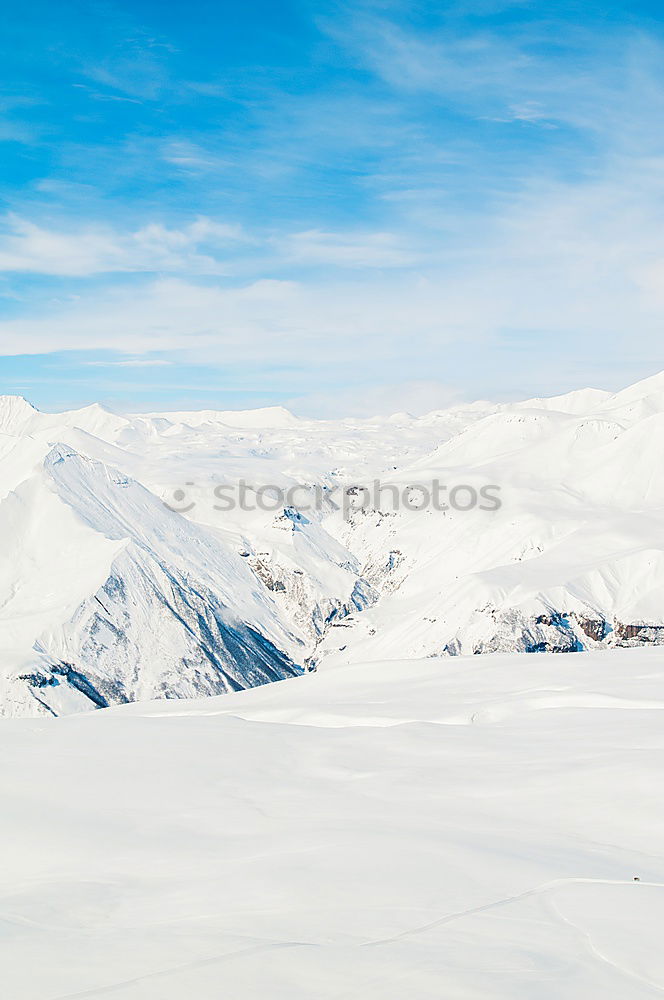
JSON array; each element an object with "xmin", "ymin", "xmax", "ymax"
[{"xmin": 2, "ymin": 646, "xmax": 664, "ymax": 998}]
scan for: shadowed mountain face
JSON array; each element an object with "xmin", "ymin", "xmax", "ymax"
[
  {"xmin": 1, "ymin": 444, "xmax": 302, "ymax": 716},
  {"xmin": 25, "ymin": 551, "xmax": 302, "ymax": 716}
]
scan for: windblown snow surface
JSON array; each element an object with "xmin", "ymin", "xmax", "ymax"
[
  {"xmin": 2, "ymin": 647, "xmax": 664, "ymax": 998},
  {"xmin": 3, "ymin": 372, "xmax": 664, "ymax": 715}
]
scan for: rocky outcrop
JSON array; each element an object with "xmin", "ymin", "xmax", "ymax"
[{"xmin": 614, "ymin": 622, "xmax": 664, "ymax": 645}]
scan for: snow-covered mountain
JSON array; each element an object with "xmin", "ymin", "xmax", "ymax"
[
  {"xmin": 3, "ymin": 371, "xmax": 664, "ymax": 716},
  {"xmin": 0, "ymin": 432, "xmax": 302, "ymax": 716}
]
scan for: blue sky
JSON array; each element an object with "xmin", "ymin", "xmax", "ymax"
[{"xmin": 1, "ymin": 0, "xmax": 664, "ymax": 414}]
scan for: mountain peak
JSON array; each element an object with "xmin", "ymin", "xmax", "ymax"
[
  {"xmin": 0, "ymin": 393, "xmax": 38, "ymax": 411},
  {"xmin": 0, "ymin": 395, "xmax": 40, "ymax": 435},
  {"xmin": 608, "ymin": 369, "xmax": 664, "ymax": 405}
]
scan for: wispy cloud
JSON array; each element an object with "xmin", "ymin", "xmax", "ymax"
[
  {"xmin": 76, "ymin": 25, "xmax": 178, "ymax": 102},
  {"xmin": 0, "ymin": 213, "xmax": 416, "ymax": 277},
  {"xmin": 161, "ymin": 140, "xmax": 232, "ymax": 172},
  {"xmin": 83, "ymin": 359, "xmax": 172, "ymax": 368},
  {"xmin": 0, "ymin": 215, "xmax": 248, "ymax": 276},
  {"xmin": 71, "ymin": 83, "xmax": 143, "ymax": 106},
  {"xmin": 277, "ymin": 229, "xmax": 415, "ymax": 268}
]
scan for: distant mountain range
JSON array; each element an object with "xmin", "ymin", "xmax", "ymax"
[{"xmin": 2, "ymin": 371, "xmax": 664, "ymax": 716}]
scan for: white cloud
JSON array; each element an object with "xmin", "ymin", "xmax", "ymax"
[
  {"xmin": 278, "ymin": 229, "xmax": 415, "ymax": 268},
  {"xmin": 0, "ymin": 275, "xmax": 457, "ymax": 359},
  {"xmin": 0, "ymin": 214, "xmax": 412, "ymax": 277},
  {"xmin": 82, "ymin": 359, "xmax": 172, "ymax": 368},
  {"xmin": 161, "ymin": 140, "xmax": 232, "ymax": 172},
  {"xmin": 0, "ymin": 215, "xmax": 247, "ymax": 277},
  {"xmin": 2, "ymin": 145, "xmax": 664, "ymax": 401},
  {"xmin": 4, "ymin": 20, "xmax": 664, "ymax": 404}
]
